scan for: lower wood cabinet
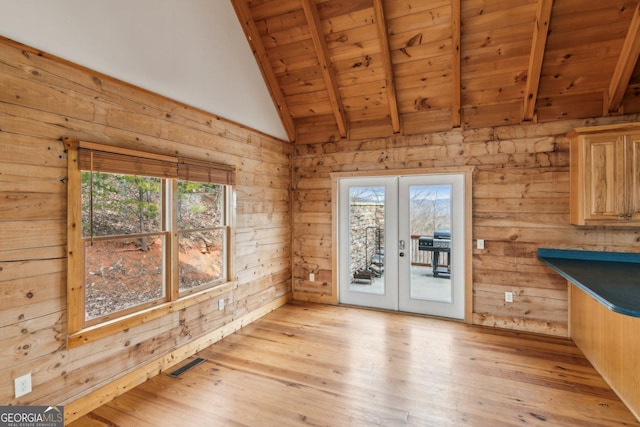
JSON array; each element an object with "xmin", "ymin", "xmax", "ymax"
[{"xmin": 570, "ymin": 283, "xmax": 640, "ymax": 420}]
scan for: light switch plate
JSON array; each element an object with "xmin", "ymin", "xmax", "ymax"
[
  {"xmin": 309, "ymin": 273, "xmax": 315, "ymax": 281},
  {"xmin": 477, "ymin": 239, "xmax": 485, "ymax": 249},
  {"xmin": 505, "ymin": 292, "xmax": 513, "ymax": 303}
]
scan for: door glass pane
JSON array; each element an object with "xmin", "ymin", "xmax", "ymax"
[
  {"xmin": 348, "ymin": 186, "xmax": 385, "ymax": 295},
  {"xmin": 409, "ymin": 185, "xmax": 452, "ymax": 302}
]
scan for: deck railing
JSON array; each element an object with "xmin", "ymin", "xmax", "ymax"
[{"xmin": 410, "ymin": 235, "xmax": 433, "ymax": 266}]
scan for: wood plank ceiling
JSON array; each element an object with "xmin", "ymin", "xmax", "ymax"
[{"xmin": 232, "ymin": 0, "xmax": 640, "ymax": 144}]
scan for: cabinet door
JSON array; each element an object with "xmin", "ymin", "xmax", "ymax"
[
  {"xmin": 628, "ymin": 135, "xmax": 640, "ymax": 220},
  {"xmin": 583, "ymin": 135, "xmax": 626, "ymax": 221}
]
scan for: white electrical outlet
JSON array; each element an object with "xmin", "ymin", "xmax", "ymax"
[
  {"xmin": 505, "ymin": 292, "xmax": 513, "ymax": 303},
  {"xmin": 218, "ymin": 299, "xmax": 225, "ymax": 311},
  {"xmin": 477, "ymin": 239, "xmax": 485, "ymax": 249},
  {"xmin": 309, "ymin": 273, "xmax": 315, "ymax": 282},
  {"xmin": 15, "ymin": 373, "xmax": 32, "ymax": 398}
]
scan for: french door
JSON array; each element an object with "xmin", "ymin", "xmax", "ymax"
[{"xmin": 337, "ymin": 173, "xmax": 467, "ymax": 319}]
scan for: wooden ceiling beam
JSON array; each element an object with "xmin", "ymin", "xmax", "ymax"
[
  {"xmin": 231, "ymin": 0, "xmax": 296, "ymax": 142},
  {"xmin": 523, "ymin": 0, "xmax": 553, "ymax": 121},
  {"xmin": 451, "ymin": 0, "xmax": 461, "ymax": 128},
  {"xmin": 301, "ymin": 0, "xmax": 348, "ymax": 138},
  {"xmin": 373, "ymin": 0, "xmax": 401, "ymax": 134},
  {"xmin": 607, "ymin": 2, "xmax": 640, "ymax": 114}
]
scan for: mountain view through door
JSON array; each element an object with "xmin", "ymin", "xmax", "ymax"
[
  {"xmin": 407, "ymin": 184, "xmax": 452, "ymax": 302},
  {"xmin": 346, "ymin": 184, "xmax": 452, "ymax": 299}
]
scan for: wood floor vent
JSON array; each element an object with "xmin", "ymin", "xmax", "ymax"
[{"xmin": 167, "ymin": 357, "xmax": 207, "ymax": 378}]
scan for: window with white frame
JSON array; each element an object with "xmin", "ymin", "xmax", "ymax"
[{"xmin": 66, "ymin": 140, "xmax": 234, "ymax": 338}]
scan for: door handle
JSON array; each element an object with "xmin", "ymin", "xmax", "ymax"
[{"xmin": 399, "ymin": 240, "xmax": 405, "ymax": 250}]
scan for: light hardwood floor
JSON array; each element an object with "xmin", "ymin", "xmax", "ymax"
[{"xmin": 70, "ymin": 302, "xmax": 639, "ymax": 426}]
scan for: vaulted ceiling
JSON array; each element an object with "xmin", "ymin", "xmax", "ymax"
[{"xmin": 232, "ymin": 0, "xmax": 640, "ymax": 144}]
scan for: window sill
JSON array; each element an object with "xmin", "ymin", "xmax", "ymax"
[{"xmin": 67, "ymin": 280, "xmax": 237, "ymax": 348}]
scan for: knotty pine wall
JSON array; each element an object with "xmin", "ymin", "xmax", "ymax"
[
  {"xmin": 292, "ymin": 114, "xmax": 640, "ymax": 337},
  {"xmin": 0, "ymin": 36, "xmax": 291, "ymax": 412}
]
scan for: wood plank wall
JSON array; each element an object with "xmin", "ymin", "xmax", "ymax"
[
  {"xmin": 292, "ymin": 114, "xmax": 640, "ymax": 337},
  {"xmin": 0, "ymin": 36, "xmax": 292, "ymax": 410}
]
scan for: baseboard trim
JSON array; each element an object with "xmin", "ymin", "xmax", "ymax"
[{"xmin": 64, "ymin": 292, "xmax": 292, "ymax": 424}]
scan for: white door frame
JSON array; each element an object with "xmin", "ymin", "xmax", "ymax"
[{"xmin": 330, "ymin": 167, "xmax": 473, "ymax": 323}]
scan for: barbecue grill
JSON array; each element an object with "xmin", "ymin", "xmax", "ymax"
[{"xmin": 418, "ymin": 230, "xmax": 451, "ymax": 277}]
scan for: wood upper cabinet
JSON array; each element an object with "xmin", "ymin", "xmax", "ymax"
[
  {"xmin": 628, "ymin": 135, "xmax": 640, "ymax": 221},
  {"xmin": 569, "ymin": 124, "xmax": 640, "ymax": 226}
]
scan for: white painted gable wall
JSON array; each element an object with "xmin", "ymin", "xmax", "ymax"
[{"xmin": 0, "ymin": 0, "xmax": 287, "ymax": 140}]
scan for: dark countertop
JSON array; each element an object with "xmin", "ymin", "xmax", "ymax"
[{"xmin": 538, "ymin": 248, "xmax": 640, "ymax": 318}]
